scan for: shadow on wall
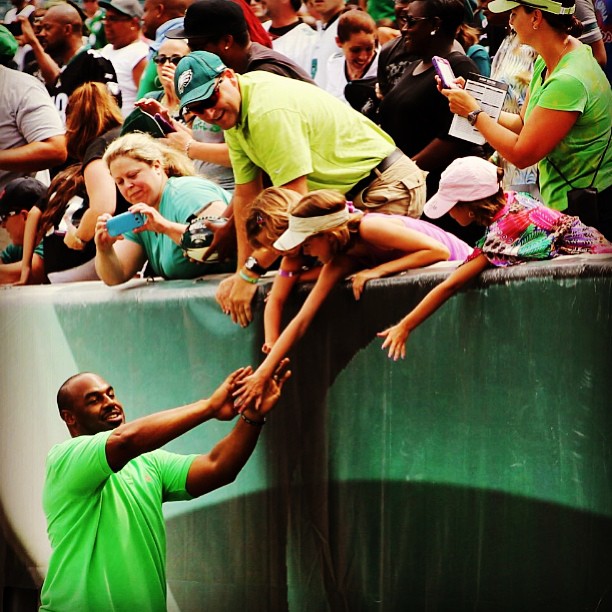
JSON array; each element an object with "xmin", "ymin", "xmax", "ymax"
[{"xmin": 165, "ymin": 481, "xmax": 612, "ymax": 611}]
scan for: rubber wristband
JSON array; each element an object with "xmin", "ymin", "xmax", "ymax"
[
  {"xmin": 278, "ymin": 269, "xmax": 298, "ymax": 278},
  {"xmin": 239, "ymin": 270, "xmax": 258, "ymax": 284},
  {"xmin": 241, "ymin": 413, "xmax": 266, "ymax": 426}
]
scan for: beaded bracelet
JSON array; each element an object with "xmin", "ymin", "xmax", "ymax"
[
  {"xmin": 185, "ymin": 140, "xmax": 195, "ymax": 159},
  {"xmin": 241, "ymin": 413, "xmax": 266, "ymax": 426},
  {"xmin": 239, "ymin": 269, "xmax": 259, "ymax": 284}
]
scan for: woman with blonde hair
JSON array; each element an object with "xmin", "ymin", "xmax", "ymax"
[
  {"xmin": 95, "ymin": 132, "xmax": 233, "ymax": 284},
  {"xmin": 233, "ymin": 185, "xmax": 472, "ymax": 408}
]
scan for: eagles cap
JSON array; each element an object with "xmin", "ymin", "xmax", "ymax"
[{"xmin": 174, "ymin": 51, "xmax": 226, "ymax": 111}]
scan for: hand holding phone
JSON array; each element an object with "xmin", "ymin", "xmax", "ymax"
[
  {"xmin": 432, "ymin": 56, "xmax": 459, "ymax": 89},
  {"xmin": 154, "ymin": 113, "xmax": 176, "ymax": 134},
  {"xmin": 106, "ymin": 211, "xmax": 146, "ymax": 237}
]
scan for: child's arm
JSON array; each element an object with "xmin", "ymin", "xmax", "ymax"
[
  {"xmin": 16, "ymin": 206, "xmax": 43, "ymax": 285},
  {"xmin": 350, "ymin": 216, "xmax": 453, "ymax": 299},
  {"xmin": 263, "ymin": 260, "xmax": 301, "ymax": 353},
  {"xmin": 378, "ymin": 254, "xmax": 490, "ymax": 360},
  {"xmin": 234, "ymin": 258, "xmax": 353, "ymax": 409}
]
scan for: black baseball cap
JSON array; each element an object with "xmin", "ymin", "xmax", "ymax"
[
  {"xmin": 166, "ymin": 0, "xmax": 247, "ymax": 39},
  {"xmin": 0, "ymin": 177, "xmax": 46, "ymax": 222}
]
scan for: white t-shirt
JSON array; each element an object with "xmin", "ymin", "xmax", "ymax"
[
  {"xmin": 266, "ymin": 21, "xmax": 317, "ymax": 77},
  {"xmin": 101, "ymin": 40, "xmax": 149, "ymax": 117},
  {"xmin": 325, "ymin": 50, "xmax": 379, "ymax": 104},
  {"xmin": 311, "ymin": 17, "xmax": 340, "ymax": 89}
]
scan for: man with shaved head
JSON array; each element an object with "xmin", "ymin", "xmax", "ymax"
[
  {"xmin": 19, "ymin": 2, "xmax": 120, "ymax": 123},
  {"xmin": 40, "ymin": 362, "xmax": 290, "ymax": 610}
]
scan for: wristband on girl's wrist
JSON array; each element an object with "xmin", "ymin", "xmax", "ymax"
[
  {"xmin": 278, "ymin": 269, "xmax": 298, "ymax": 278},
  {"xmin": 239, "ymin": 269, "xmax": 259, "ymax": 284}
]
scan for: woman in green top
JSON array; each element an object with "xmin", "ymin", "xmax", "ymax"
[{"xmin": 440, "ymin": 0, "xmax": 612, "ymax": 240}]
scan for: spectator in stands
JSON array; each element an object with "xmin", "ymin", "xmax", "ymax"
[
  {"xmin": 378, "ymin": 156, "xmax": 612, "ymax": 360},
  {"xmin": 174, "ymin": 51, "xmax": 427, "ymax": 326},
  {"xmin": 0, "ymin": 29, "xmax": 66, "ymax": 189},
  {"xmin": 0, "ymin": 177, "xmax": 46, "ymax": 284},
  {"xmin": 249, "ymin": 0, "xmax": 269, "ymax": 22},
  {"xmin": 325, "ymin": 9, "xmax": 380, "ymax": 104},
  {"xmin": 442, "ymin": 0, "xmax": 612, "ymax": 239},
  {"xmin": 232, "ymin": 186, "xmax": 471, "ymax": 408},
  {"xmin": 17, "ymin": 82, "xmax": 130, "ymax": 284},
  {"xmin": 263, "ymin": 0, "xmax": 317, "ymax": 75},
  {"xmin": 3, "ymin": 0, "xmax": 35, "ymax": 70},
  {"xmin": 488, "ymin": 23, "xmax": 539, "ymax": 195},
  {"xmin": 377, "ymin": 0, "xmax": 416, "ymax": 98},
  {"xmin": 166, "ymin": 0, "xmax": 314, "ymax": 82},
  {"xmin": 100, "ymin": 0, "xmax": 149, "ymax": 117},
  {"xmin": 575, "ymin": 0, "xmax": 607, "ymax": 68},
  {"xmin": 18, "ymin": 3, "xmax": 120, "ymax": 124},
  {"xmin": 21, "ymin": 7, "xmax": 48, "ymax": 77},
  {"xmin": 136, "ymin": 38, "xmax": 235, "ymax": 191},
  {"xmin": 95, "ymin": 132, "xmax": 233, "ymax": 283},
  {"xmin": 137, "ymin": 0, "xmax": 193, "ymax": 99},
  {"xmin": 456, "ymin": 21, "xmax": 491, "ymax": 75},
  {"xmin": 309, "ymin": 0, "xmax": 346, "ymax": 86},
  {"xmin": 378, "ymin": 0, "xmax": 484, "ymax": 244},
  {"xmin": 39, "ymin": 363, "xmax": 291, "ymax": 611},
  {"xmin": 83, "ymin": 0, "xmax": 107, "ymax": 49}
]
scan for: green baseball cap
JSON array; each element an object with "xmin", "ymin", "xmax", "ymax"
[
  {"xmin": 0, "ymin": 25, "xmax": 18, "ymax": 59},
  {"xmin": 175, "ymin": 51, "xmax": 226, "ymax": 111},
  {"xmin": 488, "ymin": 0, "xmax": 575, "ymax": 14}
]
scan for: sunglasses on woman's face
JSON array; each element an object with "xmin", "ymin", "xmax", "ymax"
[
  {"xmin": 153, "ymin": 54, "xmax": 184, "ymax": 66},
  {"xmin": 185, "ymin": 77, "xmax": 224, "ymax": 114},
  {"xmin": 397, "ymin": 13, "xmax": 429, "ymax": 27}
]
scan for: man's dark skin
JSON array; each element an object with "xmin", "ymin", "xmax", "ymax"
[{"xmin": 57, "ymin": 360, "xmax": 290, "ymax": 495}]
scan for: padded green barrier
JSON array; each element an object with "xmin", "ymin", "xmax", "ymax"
[{"xmin": 0, "ymin": 257, "xmax": 610, "ymax": 610}]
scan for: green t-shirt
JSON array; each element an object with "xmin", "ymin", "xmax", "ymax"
[
  {"xmin": 526, "ymin": 45, "xmax": 612, "ymax": 210},
  {"xmin": 0, "ymin": 242, "xmax": 44, "ymax": 264},
  {"xmin": 124, "ymin": 176, "xmax": 232, "ymax": 278},
  {"xmin": 40, "ymin": 431, "xmax": 196, "ymax": 611},
  {"xmin": 226, "ymin": 71, "xmax": 396, "ymax": 191}
]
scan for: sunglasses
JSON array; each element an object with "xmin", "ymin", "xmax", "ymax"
[
  {"xmin": 153, "ymin": 54, "xmax": 184, "ymax": 66},
  {"xmin": 397, "ymin": 13, "xmax": 429, "ymax": 27},
  {"xmin": 0, "ymin": 210, "xmax": 18, "ymax": 224},
  {"xmin": 185, "ymin": 77, "xmax": 224, "ymax": 114}
]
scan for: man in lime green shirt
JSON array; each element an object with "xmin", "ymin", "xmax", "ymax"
[
  {"xmin": 39, "ymin": 363, "xmax": 290, "ymax": 611},
  {"xmin": 174, "ymin": 51, "xmax": 427, "ymax": 328}
]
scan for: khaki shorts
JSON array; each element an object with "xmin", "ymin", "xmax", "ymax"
[{"xmin": 353, "ymin": 154, "xmax": 427, "ymax": 218}]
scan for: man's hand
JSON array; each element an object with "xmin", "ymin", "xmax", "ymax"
[
  {"xmin": 226, "ymin": 273, "xmax": 258, "ymax": 327},
  {"xmin": 237, "ymin": 358, "xmax": 291, "ymax": 416},
  {"xmin": 199, "ymin": 216, "xmax": 237, "ymax": 263},
  {"xmin": 207, "ymin": 366, "xmax": 252, "ymax": 421}
]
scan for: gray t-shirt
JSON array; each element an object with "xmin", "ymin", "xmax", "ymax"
[
  {"xmin": 0, "ymin": 66, "xmax": 65, "ymax": 189},
  {"xmin": 575, "ymin": 0, "xmax": 603, "ymax": 45}
]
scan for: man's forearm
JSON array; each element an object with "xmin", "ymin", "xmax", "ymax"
[{"xmin": 0, "ymin": 137, "xmax": 67, "ymax": 172}]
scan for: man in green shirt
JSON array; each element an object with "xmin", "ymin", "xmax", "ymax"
[
  {"xmin": 39, "ymin": 361, "xmax": 290, "ymax": 611},
  {"xmin": 174, "ymin": 51, "xmax": 427, "ymax": 327}
]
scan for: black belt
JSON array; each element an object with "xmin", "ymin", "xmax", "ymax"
[{"xmin": 346, "ymin": 148, "xmax": 404, "ymax": 200}]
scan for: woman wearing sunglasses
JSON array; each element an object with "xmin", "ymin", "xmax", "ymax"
[{"xmin": 377, "ymin": 0, "xmax": 485, "ymax": 245}]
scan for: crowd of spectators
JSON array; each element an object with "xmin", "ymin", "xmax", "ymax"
[{"xmin": 2, "ymin": 0, "xmax": 611, "ymax": 609}]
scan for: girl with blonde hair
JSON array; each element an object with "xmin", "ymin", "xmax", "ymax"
[
  {"xmin": 95, "ymin": 132, "xmax": 233, "ymax": 284},
  {"xmin": 235, "ymin": 186, "xmax": 472, "ymax": 407}
]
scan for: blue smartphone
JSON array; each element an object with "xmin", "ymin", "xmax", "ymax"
[
  {"xmin": 106, "ymin": 211, "xmax": 145, "ymax": 237},
  {"xmin": 432, "ymin": 56, "xmax": 458, "ymax": 89}
]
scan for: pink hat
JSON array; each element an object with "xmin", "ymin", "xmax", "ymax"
[{"xmin": 424, "ymin": 157, "xmax": 501, "ymax": 219}]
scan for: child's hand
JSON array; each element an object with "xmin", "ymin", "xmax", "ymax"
[
  {"xmin": 377, "ymin": 320, "xmax": 410, "ymax": 361},
  {"xmin": 233, "ymin": 369, "xmax": 268, "ymax": 411},
  {"xmin": 349, "ymin": 269, "xmax": 379, "ymax": 300}
]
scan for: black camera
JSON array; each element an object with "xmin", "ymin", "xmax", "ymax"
[{"xmin": 5, "ymin": 21, "xmax": 22, "ymax": 36}]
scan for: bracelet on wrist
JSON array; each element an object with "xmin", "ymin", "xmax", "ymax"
[
  {"xmin": 239, "ymin": 269, "xmax": 259, "ymax": 284},
  {"xmin": 185, "ymin": 139, "xmax": 195, "ymax": 159},
  {"xmin": 278, "ymin": 268, "xmax": 298, "ymax": 278},
  {"xmin": 244, "ymin": 255, "xmax": 267, "ymax": 276},
  {"xmin": 241, "ymin": 412, "xmax": 266, "ymax": 426}
]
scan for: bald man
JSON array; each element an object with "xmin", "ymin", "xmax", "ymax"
[{"xmin": 19, "ymin": 3, "xmax": 120, "ymax": 123}]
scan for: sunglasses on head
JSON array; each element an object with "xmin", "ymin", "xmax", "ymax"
[
  {"xmin": 185, "ymin": 77, "xmax": 224, "ymax": 114},
  {"xmin": 153, "ymin": 54, "xmax": 184, "ymax": 66},
  {"xmin": 397, "ymin": 13, "xmax": 429, "ymax": 27},
  {"xmin": 0, "ymin": 210, "xmax": 18, "ymax": 224}
]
